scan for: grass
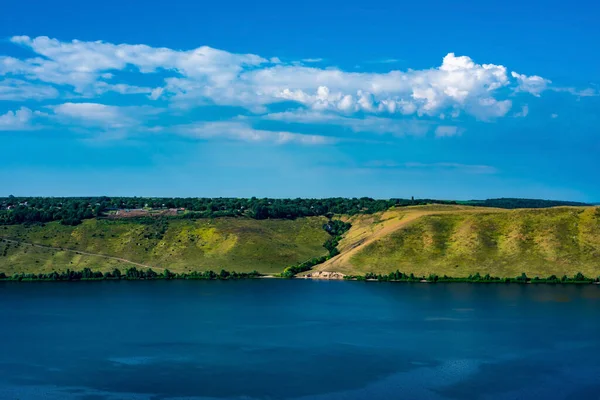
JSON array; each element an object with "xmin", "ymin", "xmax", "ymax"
[
  {"xmin": 0, "ymin": 217, "xmax": 330, "ymax": 275},
  {"xmin": 2, "ymin": 205, "xmax": 600, "ymax": 279},
  {"xmin": 315, "ymin": 206, "xmax": 600, "ymax": 278}
]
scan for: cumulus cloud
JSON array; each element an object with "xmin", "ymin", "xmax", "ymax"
[
  {"xmin": 252, "ymin": 53, "xmax": 514, "ymax": 118},
  {"xmin": 2, "ymin": 36, "xmax": 563, "ymax": 121},
  {"xmin": 2, "ymin": 35, "xmax": 593, "ymax": 144},
  {"xmin": 0, "ymin": 107, "xmax": 35, "ymax": 131}
]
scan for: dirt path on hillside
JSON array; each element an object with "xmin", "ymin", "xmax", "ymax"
[
  {"xmin": 316, "ymin": 208, "xmax": 508, "ymax": 273},
  {"xmin": 318, "ymin": 211, "xmax": 429, "ymax": 272},
  {"xmin": 0, "ymin": 237, "xmax": 154, "ymax": 269}
]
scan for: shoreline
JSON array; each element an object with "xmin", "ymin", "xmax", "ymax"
[{"xmin": 1, "ymin": 276, "xmax": 598, "ymax": 285}]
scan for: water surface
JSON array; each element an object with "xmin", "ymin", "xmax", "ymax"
[{"xmin": 1, "ymin": 280, "xmax": 599, "ymax": 399}]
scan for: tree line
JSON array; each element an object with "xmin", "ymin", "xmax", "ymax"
[
  {"xmin": 0, "ymin": 267, "xmax": 262, "ymax": 281},
  {"xmin": 462, "ymin": 198, "xmax": 588, "ymax": 209},
  {"xmin": 0, "ymin": 196, "xmax": 449, "ymax": 225},
  {"xmin": 1, "ymin": 195, "xmax": 589, "ymax": 227},
  {"xmin": 343, "ymin": 271, "xmax": 600, "ymax": 284}
]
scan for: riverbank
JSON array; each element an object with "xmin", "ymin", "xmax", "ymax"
[{"xmin": 2, "ymin": 272, "xmax": 599, "ymax": 284}]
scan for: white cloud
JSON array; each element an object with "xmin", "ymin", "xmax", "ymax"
[
  {"xmin": 264, "ymin": 110, "xmax": 431, "ymax": 136},
  {"xmin": 175, "ymin": 120, "xmax": 334, "ymax": 145},
  {"xmin": 465, "ymin": 97, "xmax": 512, "ymax": 121},
  {"xmin": 3, "ymin": 36, "xmax": 557, "ymax": 121},
  {"xmin": 5, "ymin": 103, "xmax": 330, "ymax": 144},
  {"xmin": 511, "ymin": 71, "xmax": 551, "ymax": 96},
  {"xmin": 0, "ymin": 107, "xmax": 35, "ymax": 131},
  {"xmin": 551, "ymin": 113, "xmax": 559, "ymax": 119},
  {"xmin": 50, "ymin": 102, "xmax": 158, "ymax": 129},
  {"xmin": 434, "ymin": 125, "xmax": 460, "ymax": 137},
  {"xmin": 149, "ymin": 87, "xmax": 164, "ymax": 100},
  {"xmin": 0, "ymin": 79, "xmax": 59, "ymax": 101},
  {"xmin": 4, "ymin": 34, "xmax": 593, "ymax": 143},
  {"xmin": 249, "ymin": 53, "xmax": 513, "ymax": 118},
  {"xmin": 552, "ymin": 87, "xmax": 598, "ymax": 97},
  {"xmin": 93, "ymin": 82, "xmax": 155, "ymax": 96},
  {"xmin": 514, "ymin": 105, "xmax": 529, "ymax": 118},
  {"xmin": 7, "ymin": 35, "xmax": 268, "ymax": 97}
]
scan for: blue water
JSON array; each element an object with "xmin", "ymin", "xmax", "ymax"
[{"xmin": 0, "ymin": 280, "xmax": 599, "ymax": 400}]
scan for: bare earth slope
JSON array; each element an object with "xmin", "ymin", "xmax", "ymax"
[{"xmin": 311, "ymin": 205, "xmax": 600, "ymax": 278}]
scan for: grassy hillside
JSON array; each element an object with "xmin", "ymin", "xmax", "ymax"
[
  {"xmin": 0, "ymin": 217, "xmax": 330, "ymax": 275},
  {"xmin": 2, "ymin": 205, "xmax": 599, "ymax": 279},
  {"xmin": 312, "ymin": 205, "xmax": 600, "ymax": 278}
]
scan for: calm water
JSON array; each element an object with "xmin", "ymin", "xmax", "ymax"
[{"xmin": 0, "ymin": 280, "xmax": 599, "ymax": 400}]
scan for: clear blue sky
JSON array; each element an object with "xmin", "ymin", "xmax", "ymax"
[{"xmin": 1, "ymin": 0, "xmax": 598, "ymax": 201}]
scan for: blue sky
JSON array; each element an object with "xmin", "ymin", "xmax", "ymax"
[{"xmin": 1, "ymin": 0, "xmax": 598, "ymax": 201}]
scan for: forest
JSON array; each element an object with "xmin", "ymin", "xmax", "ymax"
[{"xmin": 0, "ymin": 196, "xmax": 588, "ymax": 226}]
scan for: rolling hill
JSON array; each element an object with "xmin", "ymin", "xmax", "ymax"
[
  {"xmin": 1, "ymin": 204, "xmax": 599, "ymax": 279},
  {"xmin": 311, "ymin": 205, "xmax": 600, "ymax": 278},
  {"xmin": 0, "ymin": 217, "xmax": 330, "ymax": 275}
]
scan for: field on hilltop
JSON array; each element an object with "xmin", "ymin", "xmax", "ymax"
[
  {"xmin": 311, "ymin": 205, "xmax": 600, "ymax": 278},
  {"xmin": 0, "ymin": 217, "xmax": 330, "ymax": 275}
]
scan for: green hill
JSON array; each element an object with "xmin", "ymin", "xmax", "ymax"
[
  {"xmin": 313, "ymin": 205, "xmax": 600, "ymax": 278},
  {"xmin": 0, "ymin": 217, "xmax": 329, "ymax": 275},
  {"xmin": 2, "ymin": 205, "xmax": 600, "ymax": 280}
]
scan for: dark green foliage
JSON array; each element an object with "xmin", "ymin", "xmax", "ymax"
[
  {"xmin": 574, "ymin": 272, "xmax": 585, "ymax": 281},
  {"xmin": 323, "ymin": 220, "xmax": 352, "ymax": 236},
  {"xmin": 518, "ymin": 273, "xmax": 528, "ymax": 282},
  {"xmin": 462, "ymin": 198, "xmax": 588, "ymax": 209},
  {"xmin": 343, "ymin": 271, "xmax": 596, "ymax": 284},
  {"xmin": 142, "ymin": 219, "xmax": 169, "ymax": 240},
  {"xmin": 0, "ymin": 196, "xmax": 404, "ymax": 225},
  {"xmin": 2, "ymin": 196, "xmax": 585, "ymax": 226},
  {"xmin": 0, "ymin": 268, "xmax": 594, "ymax": 284},
  {"xmin": 0, "ymin": 267, "xmax": 262, "ymax": 281},
  {"xmin": 322, "ymin": 219, "xmax": 351, "ymax": 257},
  {"xmin": 281, "ymin": 255, "xmax": 330, "ymax": 278},
  {"xmin": 281, "ymin": 218, "xmax": 352, "ymax": 277}
]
